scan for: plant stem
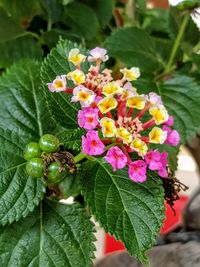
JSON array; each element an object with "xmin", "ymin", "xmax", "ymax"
[
  {"xmin": 74, "ymin": 152, "xmax": 87, "ymax": 163},
  {"xmin": 74, "ymin": 143, "xmax": 115, "ymax": 163},
  {"xmin": 164, "ymin": 14, "xmax": 189, "ymax": 74}
]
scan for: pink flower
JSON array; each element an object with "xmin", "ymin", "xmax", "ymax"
[
  {"xmin": 158, "ymin": 152, "xmax": 168, "ymax": 178},
  {"xmin": 148, "ymin": 92, "xmax": 163, "ymax": 106},
  {"xmin": 104, "ymin": 146, "xmax": 127, "ymax": 171},
  {"xmin": 78, "ymin": 107, "xmax": 98, "ymax": 130},
  {"xmin": 145, "ymin": 150, "xmax": 168, "ymax": 178},
  {"xmin": 145, "ymin": 150, "xmax": 162, "ymax": 170},
  {"xmin": 164, "ymin": 116, "xmax": 174, "ymax": 126},
  {"xmin": 163, "ymin": 126, "xmax": 180, "ymax": 146},
  {"xmin": 128, "ymin": 160, "xmax": 147, "ymax": 183},
  {"xmin": 82, "ymin": 130, "xmax": 105, "ymax": 155},
  {"xmin": 88, "ymin": 47, "xmax": 109, "ymax": 63}
]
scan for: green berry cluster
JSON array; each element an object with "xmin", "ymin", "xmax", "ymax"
[{"xmin": 24, "ymin": 134, "xmax": 66, "ymax": 183}]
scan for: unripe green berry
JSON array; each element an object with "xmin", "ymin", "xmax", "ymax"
[
  {"xmin": 39, "ymin": 134, "xmax": 60, "ymax": 153},
  {"xmin": 24, "ymin": 142, "xmax": 41, "ymax": 161},
  {"xmin": 48, "ymin": 162, "xmax": 66, "ymax": 183},
  {"xmin": 26, "ymin": 158, "xmax": 44, "ymax": 178}
]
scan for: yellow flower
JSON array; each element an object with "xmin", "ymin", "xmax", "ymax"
[
  {"xmin": 121, "ymin": 82, "xmax": 137, "ymax": 100},
  {"xmin": 67, "ymin": 69, "xmax": 85, "ymax": 85},
  {"xmin": 126, "ymin": 95, "xmax": 146, "ymax": 110},
  {"xmin": 100, "ymin": 118, "xmax": 116, "ymax": 137},
  {"xmin": 149, "ymin": 127, "xmax": 167, "ymax": 144},
  {"xmin": 130, "ymin": 138, "xmax": 148, "ymax": 156},
  {"xmin": 102, "ymin": 81, "xmax": 123, "ymax": 96},
  {"xmin": 72, "ymin": 85, "xmax": 95, "ymax": 107},
  {"xmin": 98, "ymin": 96, "xmax": 117, "ymax": 114},
  {"xmin": 116, "ymin": 127, "xmax": 132, "ymax": 144},
  {"xmin": 120, "ymin": 67, "xmax": 140, "ymax": 81},
  {"xmin": 149, "ymin": 105, "xmax": 169, "ymax": 125},
  {"xmin": 68, "ymin": 48, "xmax": 86, "ymax": 66}
]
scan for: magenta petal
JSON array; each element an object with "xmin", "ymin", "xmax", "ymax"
[
  {"xmin": 104, "ymin": 146, "xmax": 127, "ymax": 171},
  {"xmin": 82, "ymin": 130, "xmax": 105, "ymax": 156},
  {"xmin": 128, "ymin": 160, "xmax": 147, "ymax": 183}
]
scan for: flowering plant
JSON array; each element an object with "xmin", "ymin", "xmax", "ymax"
[
  {"xmin": 0, "ymin": 1, "xmax": 199, "ymax": 266},
  {"xmin": 48, "ymin": 47, "xmax": 180, "ymax": 184}
]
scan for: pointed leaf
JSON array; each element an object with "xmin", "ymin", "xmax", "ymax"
[
  {"xmin": 159, "ymin": 75, "xmax": 200, "ymax": 143},
  {"xmin": 105, "ymin": 27, "xmax": 161, "ymax": 73},
  {"xmin": 0, "ymin": 60, "xmax": 56, "ymax": 224},
  {"xmin": 56, "ymin": 128, "xmax": 86, "ymax": 151},
  {"xmin": 80, "ymin": 158, "xmax": 165, "ymax": 264},
  {"xmin": 63, "ymin": 2, "xmax": 99, "ymax": 40},
  {"xmin": 0, "ymin": 199, "xmax": 95, "ymax": 267},
  {"xmin": 0, "ymin": 36, "xmax": 43, "ymax": 68},
  {"xmin": 41, "ymin": 39, "xmax": 89, "ymax": 129}
]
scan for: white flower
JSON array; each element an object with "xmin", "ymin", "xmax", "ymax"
[
  {"xmin": 191, "ymin": 8, "xmax": 200, "ymax": 30},
  {"xmin": 168, "ymin": 0, "xmax": 200, "ymax": 30},
  {"xmin": 168, "ymin": 0, "xmax": 184, "ymax": 6},
  {"xmin": 88, "ymin": 47, "xmax": 109, "ymax": 63}
]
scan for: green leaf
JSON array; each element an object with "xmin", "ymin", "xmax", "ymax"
[
  {"xmin": 57, "ymin": 128, "xmax": 86, "ymax": 151},
  {"xmin": 58, "ymin": 171, "xmax": 81, "ymax": 198},
  {"xmin": 81, "ymin": 158, "xmax": 165, "ymax": 264},
  {"xmin": 0, "ymin": 199, "xmax": 95, "ymax": 267},
  {"xmin": 136, "ymin": 0, "xmax": 146, "ymax": 12},
  {"xmin": 0, "ymin": 36, "xmax": 43, "ymax": 68},
  {"xmin": 159, "ymin": 75, "xmax": 200, "ymax": 143},
  {"xmin": 41, "ymin": 39, "xmax": 89, "ymax": 129},
  {"xmin": 0, "ymin": 0, "xmax": 41, "ymax": 28},
  {"xmin": 81, "ymin": 0, "xmax": 114, "ymax": 28},
  {"xmin": 105, "ymin": 27, "xmax": 161, "ymax": 73},
  {"xmin": 0, "ymin": 60, "xmax": 55, "ymax": 136},
  {"xmin": 0, "ymin": 128, "xmax": 46, "ymax": 225},
  {"xmin": 40, "ymin": 0, "xmax": 63, "ymax": 25},
  {"xmin": 0, "ymin": 8, "xmax": 24, "ymax": 42},
  {"xmin": 63, "ymin": 2, "xmax": 99, "ymax": 40},
  {"xmin": 0, "ymin": 60, "xmax": 56, "ymax": 224}
]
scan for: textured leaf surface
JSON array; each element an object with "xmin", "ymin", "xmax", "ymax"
[
  {"xmin": 0, "ymin": 60, "xmax": 56, "ymax": 224},
  {"xmin": 41, "ymin": 39, "xmax": 89, "ymax": 129},
  {"xmin": 0, "ymin": 8, "xmax": 24, "ymax": 42},
  {"xmin": 0, "ymin": 0, "xmax": 41, "ymax": 27},
  {"xmin": 57, "ymin": 128, "xmax": 86, "ymax": 151},
  {"xmin": 159, "ymin": 75, "xmax": 200, "ymax": 143},
  {"xmin": 0, "ymin": 199, "xmax": 95, "ymax": 267},
  {"xmin": 41, "ymin": 0, "xmax": 63, "ymax": 24},
  {"xmin": 105, "ymin": 27, "xmax": 161, "ymax": 73},
  {"xmin": 0, "ymin": 36, "xmax": 43, "ymax": 68},
  {"xmin": 64, "ymin": 2, "xmax": 99, "ymax": 40},
  {"xmin": 81, "ymin": 158, "xmax": 165, "ymax": 263},
  {"xmin": 82, "ymin": 0, "xmax": 114, "ymax": 28}
]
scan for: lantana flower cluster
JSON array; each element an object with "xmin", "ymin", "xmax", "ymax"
[{"xmin": 47, "ymin": 47, "xmax": 180, "ymax": 183}]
